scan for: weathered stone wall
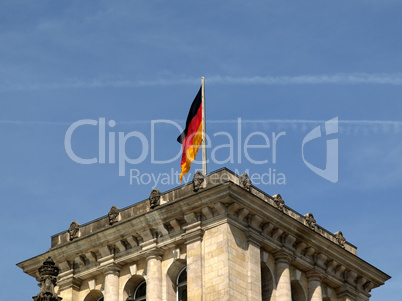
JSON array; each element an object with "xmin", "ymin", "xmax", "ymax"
[{"xmin": 204, "ymin": 223, "xmax": 229, "ymax": 300}]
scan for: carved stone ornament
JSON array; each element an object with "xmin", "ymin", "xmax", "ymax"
[
  {"xmin": 239, "ymin": 173, "xmax": 252, "ymax": 191},
  {"xmin": 304, "ymin": 213, "xmax": 316, "ymax": 230},
  {"xmin": 335, "ymin": 231, "xmax": 346, "ymax": 248},
  {"xmin": 68, "ymin": 221, "xmax": 80, "ymax": 241},
  {"xmin": 272, "ymin": 194, "xmax": 285, "ymax": 211},
  {"xmin": 108, "ymin": 206, "xmax": 120, "ymax": 225},
  {"xmin": 33, "ymin": 257, "xmax": 62, "ymax": 301},
  {"xmin": 192, "ymin": 171, "xmax": 205, "ymax": 192},
  {"xmin": 149, "ymin": 189, "xmax": 161, "ymax": 209}
]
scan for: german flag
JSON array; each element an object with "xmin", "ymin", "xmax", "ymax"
[{"xmin": 177, "ymin": 87, "xmax": 203, "ymax": 181}]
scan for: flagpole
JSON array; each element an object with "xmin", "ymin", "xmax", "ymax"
[{"xmin": 201, "ymin": 77, "xmax": 207, "ymax": 176}]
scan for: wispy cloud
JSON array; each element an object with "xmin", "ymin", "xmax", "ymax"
[{"xmin": 3, "ymin": 73, "xmax": 402, "ymax": 91}]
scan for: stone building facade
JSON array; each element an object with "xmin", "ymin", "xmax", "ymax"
[{"xmin": 18, "ymin": 168, "xmax": 390, "ymax": 301}]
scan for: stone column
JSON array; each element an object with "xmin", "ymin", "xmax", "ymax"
[
  {"xmin": 275, "ymin": 253, "xmax": 292, "ymax": 301},
  {"xmin": 146, "ymin": 248, "xmax": 164, "ymax": 301},
  {"xmin": 184, "ymin": 229, "xmax": 204, "ymax": 301},
  {"xmin": 103, "ymin": 264, "xmax": 121, "ymax": 301},
  {"xmin": 306, "ymin": 270, "xmax": 323, "ymax": 301}
]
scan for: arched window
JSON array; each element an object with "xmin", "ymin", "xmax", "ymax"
[
  {"xmin": 291, "ymin": 280, "xmax": 307, "ymax": 301},
  {"xmin": 261, "ymin": 264, "xmax": 274, "ymax": 300},
  {"xmin": 166, "ymin": 259, "xmax": 186, "ymax": 301},
  {"xmin": 133, "ymin": 281, "xmax": 146, "ymax": 301},
  {"xmin": 176, "ymin": 267, "xmax": 187, "ymax": 301},
  {"xmin": 83, "ymin": 290, "xmax": 104, "ymax": 301},
  {"xmin": 123, "ymin": 275, "xmax": 146, "ymax": 301}
]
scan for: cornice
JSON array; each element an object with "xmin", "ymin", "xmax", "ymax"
[{"xmin": 17, "ymin": 169, "xmax": 390, "ymax": 293}]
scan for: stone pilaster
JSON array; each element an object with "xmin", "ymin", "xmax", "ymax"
[
  {"xmin": 57, "ymin": 270, "xmax": 82, "ymax": 301},
  {"xmin": 184, "ymin": 229, "xmax": 204, "ymax": 301},
  {"xmin": 183, "ymin": 212, "xmax": 203, "ymax": 300},
  {"xmin": 146, "ymin": 248, "xmax": 164, "ymax": 301},
  {"xmin": 306, "ymin": 270, "xmax": 323, "ymax": 301},
  {"xmin": 103, "ymin": 264, "xmax": 121, "ymax": 301},
  {"xmin": 247, "ymin": 234, "xmax": 262, "ymax": 301},
  {"xmin": 275, "ymin": 253, "xmax": 292, "ymax": 301},
  {"xmin": 337, "ymin": 286, "xmax": 357, "ymax": 301}
]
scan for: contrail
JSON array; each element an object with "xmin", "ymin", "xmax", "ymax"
[
  {"xmin": 207, "ymin": 74, "xmax": 402, "ymax": 85},
  {"xmin": 0, "ymin": 120, "xmax": 72, "ymax": 125},
  {"xmin": 1, "ymin": 119, "xmax": 401, "ymax": 135},
  {"xmin": 1, "ymin": 119, "xmax": 399, "ymax": 125},
  {"xmin": 208, "ymin": 119, "xmax": 402, "ymax": 125},
  {"xmin": 207, "ymin": 119, "xmax": 402, "ymax": 135},
  {"xmin": 2, "ymin": 73, "xmax": 402, "ymax": 91}
]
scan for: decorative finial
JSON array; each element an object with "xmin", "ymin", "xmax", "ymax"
[
  {"xmin": 108, "ymin": 206, "xmax": 120, "ymax": 225},
  {"xmin": 68, "ymin": 221, "xmax": 80, "ymax": 241},
  {"xmin": 149, "ymin": 189, "xmax": 161, "ymax": 209},
  {"xmin": 192, "ymin": 171, "xmax": 205, "ymax": 192},
  {"xmin": 272, "ymin": 194, "xmax": 285, "ymax": 211},
  {"xmin": 304, "ymin": 213, "xmax": 316, "ymax": 230},
  {"xmin": 33, "ymin": 257, "xmax": 62, "ymax": 301},
  {"xmin": 335, "ymin": 231, "xmax": 346, "ymax": 248},
  {"xmin": 239, "ymin": 173, "xmax": 251, "ymax": 191}
]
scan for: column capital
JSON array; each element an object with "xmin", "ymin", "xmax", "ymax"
[
  {"xmin": 145, "ymin": 248, "xmax": 164, "ymax": 261},
  {"xmin": 274, "ymin": 252, "xmax": 292, "ymax": 264},
  {"xmin": 246, "ymin": 230, "xmax": 262, "ymax": 246},
  {"xmin": 57, "ymin": 270, "xmax": 82, "ymax": 292},
  {"xmin": 306, "ymin": 270, "xmax": 324, "ymax": 282},
  {"xmin": 103, "ymin": 263, "xmax": 121, "ymax": 276},
  {"xmin": 337, "ymin": 285, "xmax": 357, "ymax": 301},
  {"xmin": 183, "ymin": 228, "xmax": 204, "ymax": 245}
]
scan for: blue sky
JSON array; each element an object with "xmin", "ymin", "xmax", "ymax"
[{"xmin": 2, "ymin": 1, "xmax": 401, "ymax": 300}]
